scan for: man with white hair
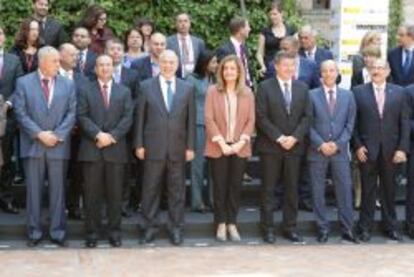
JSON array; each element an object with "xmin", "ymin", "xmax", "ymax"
[
  {"xmin": 134, "ymin": 49, "xmax": 195, "ymax": 246},
  {"xmin": 298, "ymin": 25, "xmax": 334, "ymax": 69},
  {"xmin": 14, "ymin": 46, "xmax": 77, "ymax": 247}
]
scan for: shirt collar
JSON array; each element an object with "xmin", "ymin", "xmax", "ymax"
[
  {"xmin": 0, "ymin": 48, "xmax": 4, "ymax": 56},
  {"xmin": 98, "ymin": 79, "xmax": 112, "ymax": 89},
  {"xmin": 230, "ymin": 36, "xmax": 242, "ymax": 48},
  {"xmin": 323, "ymin": 85, "xmax": 337, "ymax": 94},
  {"xmin": 38, "ymin": 70, "xmax": 54, "ymax": 82},
  {"xmin": 373, "ymin": 81, "xmax": 386, "ymax": 91},
  {"xmin": 159, "ymin": 75, "xmax": 176, "ymax": 86},
  {"xmin": 277, "ymin": 76, "xmax": 292, "ymax": 89}
]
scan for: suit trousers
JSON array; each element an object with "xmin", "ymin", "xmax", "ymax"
[
  {"xmin": 309, "ymin": 159, "xmax": 354, "ymax": 233},
  {"xmin": 260, "ymin": 153, "xmax": 301, "ymax": 232},
  {"xmin": 141, "ymin": 159, "xmax": 186, "ymax": 231},
  {"xmin": 406, "ymin": 148, "xmax": 414, "ymax": 230},
  {"xmin": 67, "ymin": 133, "xmax": 83, "ymax": 212},
  {"xmin": 24, "ymin": 156, "xmax": 67, "ymax": 241},
  {"xmin": 358, "ymin": 154, "xmax": 398, "ymax": 232},
  {"xmin": 209, "ymin": 155, "xmax": 246, "ymax": 225},
  {"xmin": 82, "ymin": 161, "xmax": 124, "ymax": 240}
]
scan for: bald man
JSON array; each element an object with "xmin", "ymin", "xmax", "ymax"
[
  {"xmin": 14, "ymin": 46, "xmax": 77, "ymax": 247},
  {"xmin": 131, "ymin": 32, "xmax": 167, "ymax": 81},
  {"xmin": 134, "ymin": 50, "xmax": 195, "ymax": 245},
  {"xmin": 77, "ymin": 54, "xmax": 134, "ymax": 248},
  {"xmin": 308, "ymin": 60, "xmax": 357, "ymax": 243}
]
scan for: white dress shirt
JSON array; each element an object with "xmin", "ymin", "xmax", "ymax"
[
  {"xmin": 177, "ymin": 34, "xmax": 195, "ymax": 76},
  {"xmin": 159, "ymin": 75, "xmax": 176, "ymax": 110},
  {"xmin": 59, "ymin": 68, "xmax": 74, "ymax": 80}
]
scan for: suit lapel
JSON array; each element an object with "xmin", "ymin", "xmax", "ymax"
[
  {"xmin": 93, "ymin": 81, "xmax": 107, "ymax": 111},
  {"xmin": 153, "ymin": 77, "xmax": 168, "ymax": 116},
  {"xmin": 317, "ymin": 87, "xmax": 331, "ymax": 117},
  {"xmin": 191, "ymin": 36, "xmax": 198, "ymax": 57},
  {"xmin": 382, "ymin": 84, "xmax": 393, "ymax": 116},
  {"xmin": 34, "ymin": 73, "xmax": 50, "ymax": 112},
  {"xmin": 333, "ymin": 88, "xmax": 343, "ymax": 119},
  {"xmin": 49, "ymin": 76, "xmax": 62, "ymax": 112},
  {"xmin": 367, "ymin": 83, "xmax": 381, "ymax": 118},
  {"xmin": 273, "ymin": 79, "xmax": 289, "ymax": 116}
]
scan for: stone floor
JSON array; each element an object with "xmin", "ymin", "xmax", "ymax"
[{"xmin": 1, "ymin": 243, "xmax": 414, "ymax": 276}]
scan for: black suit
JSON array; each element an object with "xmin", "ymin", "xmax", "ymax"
[
  {"xmin": 131, "ymin": 56, "xmax": 153, "ymax": 82},
  {"xmin": 256, "ymin": 78, "xmax": 311, "ymax": 232},
  {"xmin": 216, "ymin": 40, "xmax": 254, "ymax": 86},
  {"xmin": 352, "ymin": 82, "xmax": 410, "ymax": 233},
  {"xmin": 134, "ymin": 76, "xmax": 195, "ymax": 232},
  {"xmin": 388, "ymin": 46, "xmax": 414, "ymax": 87},
  {"xmin": 120, "ymin": 67, "xmax": 140, "ymax": 99},
  {"xmin": 403, "ymin": 85, "xmax": 414, "ymax": 231},
  {"xmin": 77, "ymin": 80, "xmax": 134, "ymax": 240},
  {"xmin": 0, "ymin": 53, "xmax": 23, "ymax": 189},
  {"xmin": 75, "ymin": 49, "xmax": 97, "ymax": 80},
  {"xmin": 35, "ymin": 17, "xmax": 68, "ymax": 48}
]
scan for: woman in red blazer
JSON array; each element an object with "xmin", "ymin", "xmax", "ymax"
[{"xmin": 204, "ymin": 55, "xmax": 255, "ymax": 242}]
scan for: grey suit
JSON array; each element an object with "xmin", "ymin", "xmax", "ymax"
[
  {"xmin": 77, "ymin": 80, "xmax": 134, "ymax": 240},
  {"xmin": 308, "ymin": 87, "xmax": 356, "ymax": 234},
  {"xmin": 167, "ymin": 34, "xmax": 205, "ymax": 79},
  {"xmin": 14, "ymin": 72, "xmax": 76, "ymax": 241},
  {"xmin": 35, "ymin": 16, "xmax": 68, "ymax": 48},
  {"xmin": 0, "ymin": 95, "xmax": 7, "ymax": 167},
  {"xmin": 134, "ymin": 76, "xmax": 195, "ymax": 231}
]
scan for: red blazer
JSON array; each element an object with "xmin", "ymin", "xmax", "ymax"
[{"xmin": 204, "ymin": 85, "xmax": 255, "ymax": 158}]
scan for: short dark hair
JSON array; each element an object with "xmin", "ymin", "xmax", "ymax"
[
  {"xmin": 273, "ymin": 50, "xmax": 295, "ymax": 64},
  {"xmin": 193, "ymin": 49, "xmax": 215, "ymax": 78},
  {"xmin": 269, "ymin": 1, "xmax": 283, "ymax": 13},
  {"xmin": 229, "ymin": 17, "xmax": 248, "ymax": 36},
  {"xmin": 124, "ymin": 28, "xmax": 144, "ymax": 52},
  {"xmin": 134, "ymin": 17, "xmax": 155, "ymax": 32},
  {"xmin": 105, "ymin": 37, "xmax": 124, "ymax": 51}
]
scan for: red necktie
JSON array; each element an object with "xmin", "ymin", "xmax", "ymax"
[
  {"xmin": 101, "ymin": 84, "xmax": 109, "ymax": 108},
  {"xmin": 41, "ymin": 79, "xmax": 50, "ymax": 103}
]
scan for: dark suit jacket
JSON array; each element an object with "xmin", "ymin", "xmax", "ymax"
[
  {"xmin": 255, "ymin": 78, "xmax": 311, "ymax": 156},
  {"xmin": 13, "ymin": 72, "xmax": 77, "ymax": 159},
  {"xmin": 388, "ymin": 46, "xmax": 414, "ymax": 87},
  {"xmin": 297, "ymin": 56, "xmax": 320, "ymax": 89},
  {"xmin": 133, "ymin": 76, "xmax": 196, "ymax": 161},
  {"xmin": 299, "ymin": 47, "xmax": 334, "ymax": 68},
  {"xmin": 0, "ymin": 53, "xmax": 24, "ymax": 103},
  {"xmin": 167, "ymin": 34, "xmax": 206, "ymax": 79},
  {"xmin": 120, "ymin": 67, "xmax": 140, "ymax": 99},
  {"xmin": 216, "ymin": 40, "xmax": 254, "ymax": 85},
  {"xmin": 36, "ymin": 17, "xmax": 68, "ymax": 48},
  {"xmin": 404, "ymin": 84, "xmax": 414, "ymax": 148},
  {"xmin": 131, "ymin": 56, "xmax": 153, "ymax": 82},
  {"xmin": 77, "ymin": 81, "xmax": 134, "ymax": 163},
  {"xmin": 75, "ymin": 49, "xmax": 97, "ymax": 80},
  {"xmin": 352, "ymin": 82, "xmax": 410, "ymax": 161},
  {"xmin": 350, "ymin": 69, "xmax": 364, "ymax": 89}
]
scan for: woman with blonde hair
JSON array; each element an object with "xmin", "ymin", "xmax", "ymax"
[
  {"xmin": 204, "ymin": 55, "xmax": 255, "ymax": 242},
  {"xmin": 352, "ymin": 31, "xmax": 382, "ymax": 74}
]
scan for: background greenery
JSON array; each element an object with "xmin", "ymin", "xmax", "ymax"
[{"xmin": 0, "ymin": 0, "xmax": 403, "ymax": 75}]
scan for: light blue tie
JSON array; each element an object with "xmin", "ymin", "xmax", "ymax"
[
  {"xmin": 166, "ymin": 80, "xmax": 174, "ymax": 112},
  {"xmin": 283, "ymin": 82, "xmax": 292, "ymax": 114}
]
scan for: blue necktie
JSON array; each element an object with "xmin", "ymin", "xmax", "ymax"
[
  {"xmin": 403, "ymin": 49, "xmax": 412, "ymax": 75},
  {"xmin": 166, "ymin": 80, "xmax": 174, "ymax": 112},
  {"xmin": 77, "ymin": 51, "xmax": 85, "ymax": 71}
]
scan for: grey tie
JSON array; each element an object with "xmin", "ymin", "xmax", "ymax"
[
  {"xmin": 283, "ymin": 82, "xmax": 292, "ymax": 113},
  {"xmin": 166, "ymin": 80, "xmax": 174, "ymax": 112}
]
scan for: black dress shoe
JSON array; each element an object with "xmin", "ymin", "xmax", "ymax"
[
  {"xmin": 299, "ymin": 199, "xmax": 313, "ymax": 212},
  {"xmin": 85, "ymin": 239, "xmax": 97, "ymax": 248},
  {"xmin": 50, "ymin": 238, "xmax": 68, "ymax": 247},
  {"xmin": 13, "ymin": 176, "xmax": 24, "ymax": 184},
  {"xmin": 407, "ymin": 228, "xmax": 414, "ymax": 239},
  {"xmin": 263, "ymin": 229, "xmax": 275, "ymax": 244},
  {"xmin": 142, "ymin": 229, "xmax": 157, "ymax": 244},
  {"xmin": 109, "ymin": 237, "xmax": 122, "ymax": 247},
  {"xmin": 341, "ymin": 231, "xmax": 359, "ymax": 244},
  {"xmin": 386, "ymin": 230, "xmax": 403, "ymax": 241},
  {"xmin": 0, "ymin": 197, "xmax": 19, "ymax": 214},
  {"xmin": 170, "ymin": 229, "xmax": 183, "ymax": 246},
  {"xmin": 283, "ymin": 231, "xmax": 304, "ymax": 243},
  {"xmin": 273, "ymin": 200, "xmax": 282, "ymax": 211},
  {"xmin": 27, "ymin": 238, "xmax": 42, "ymax": 247},
  {"xmin": 67, "ymin": 208, "xmax": 82, "ymax": 220},
  {"xmin": 358, "ymin": 231, "xmax": 371, "ymax": 242},
  {"xmin": 317, "ymin": 232, "xmax": 329, "ymax": 243}
]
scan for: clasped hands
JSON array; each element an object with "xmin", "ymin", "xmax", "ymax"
[
  {"xmin": 319, "ymin": 141, "xmax": 339, "ymax": 157},
  {"xmin": 37, "ymin": 131, "xmax": 62, "ymax": 147},
  {"xmin": 95, "ymin": 132, "xmax": 117, "ymax": 149},
  {"xmin": 219, "ymin": 140, "xmax": 246, "ymax": 156},
  {"xmin": 276, "ymin": 135, "xmax": 298, "ymax": 151}
]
